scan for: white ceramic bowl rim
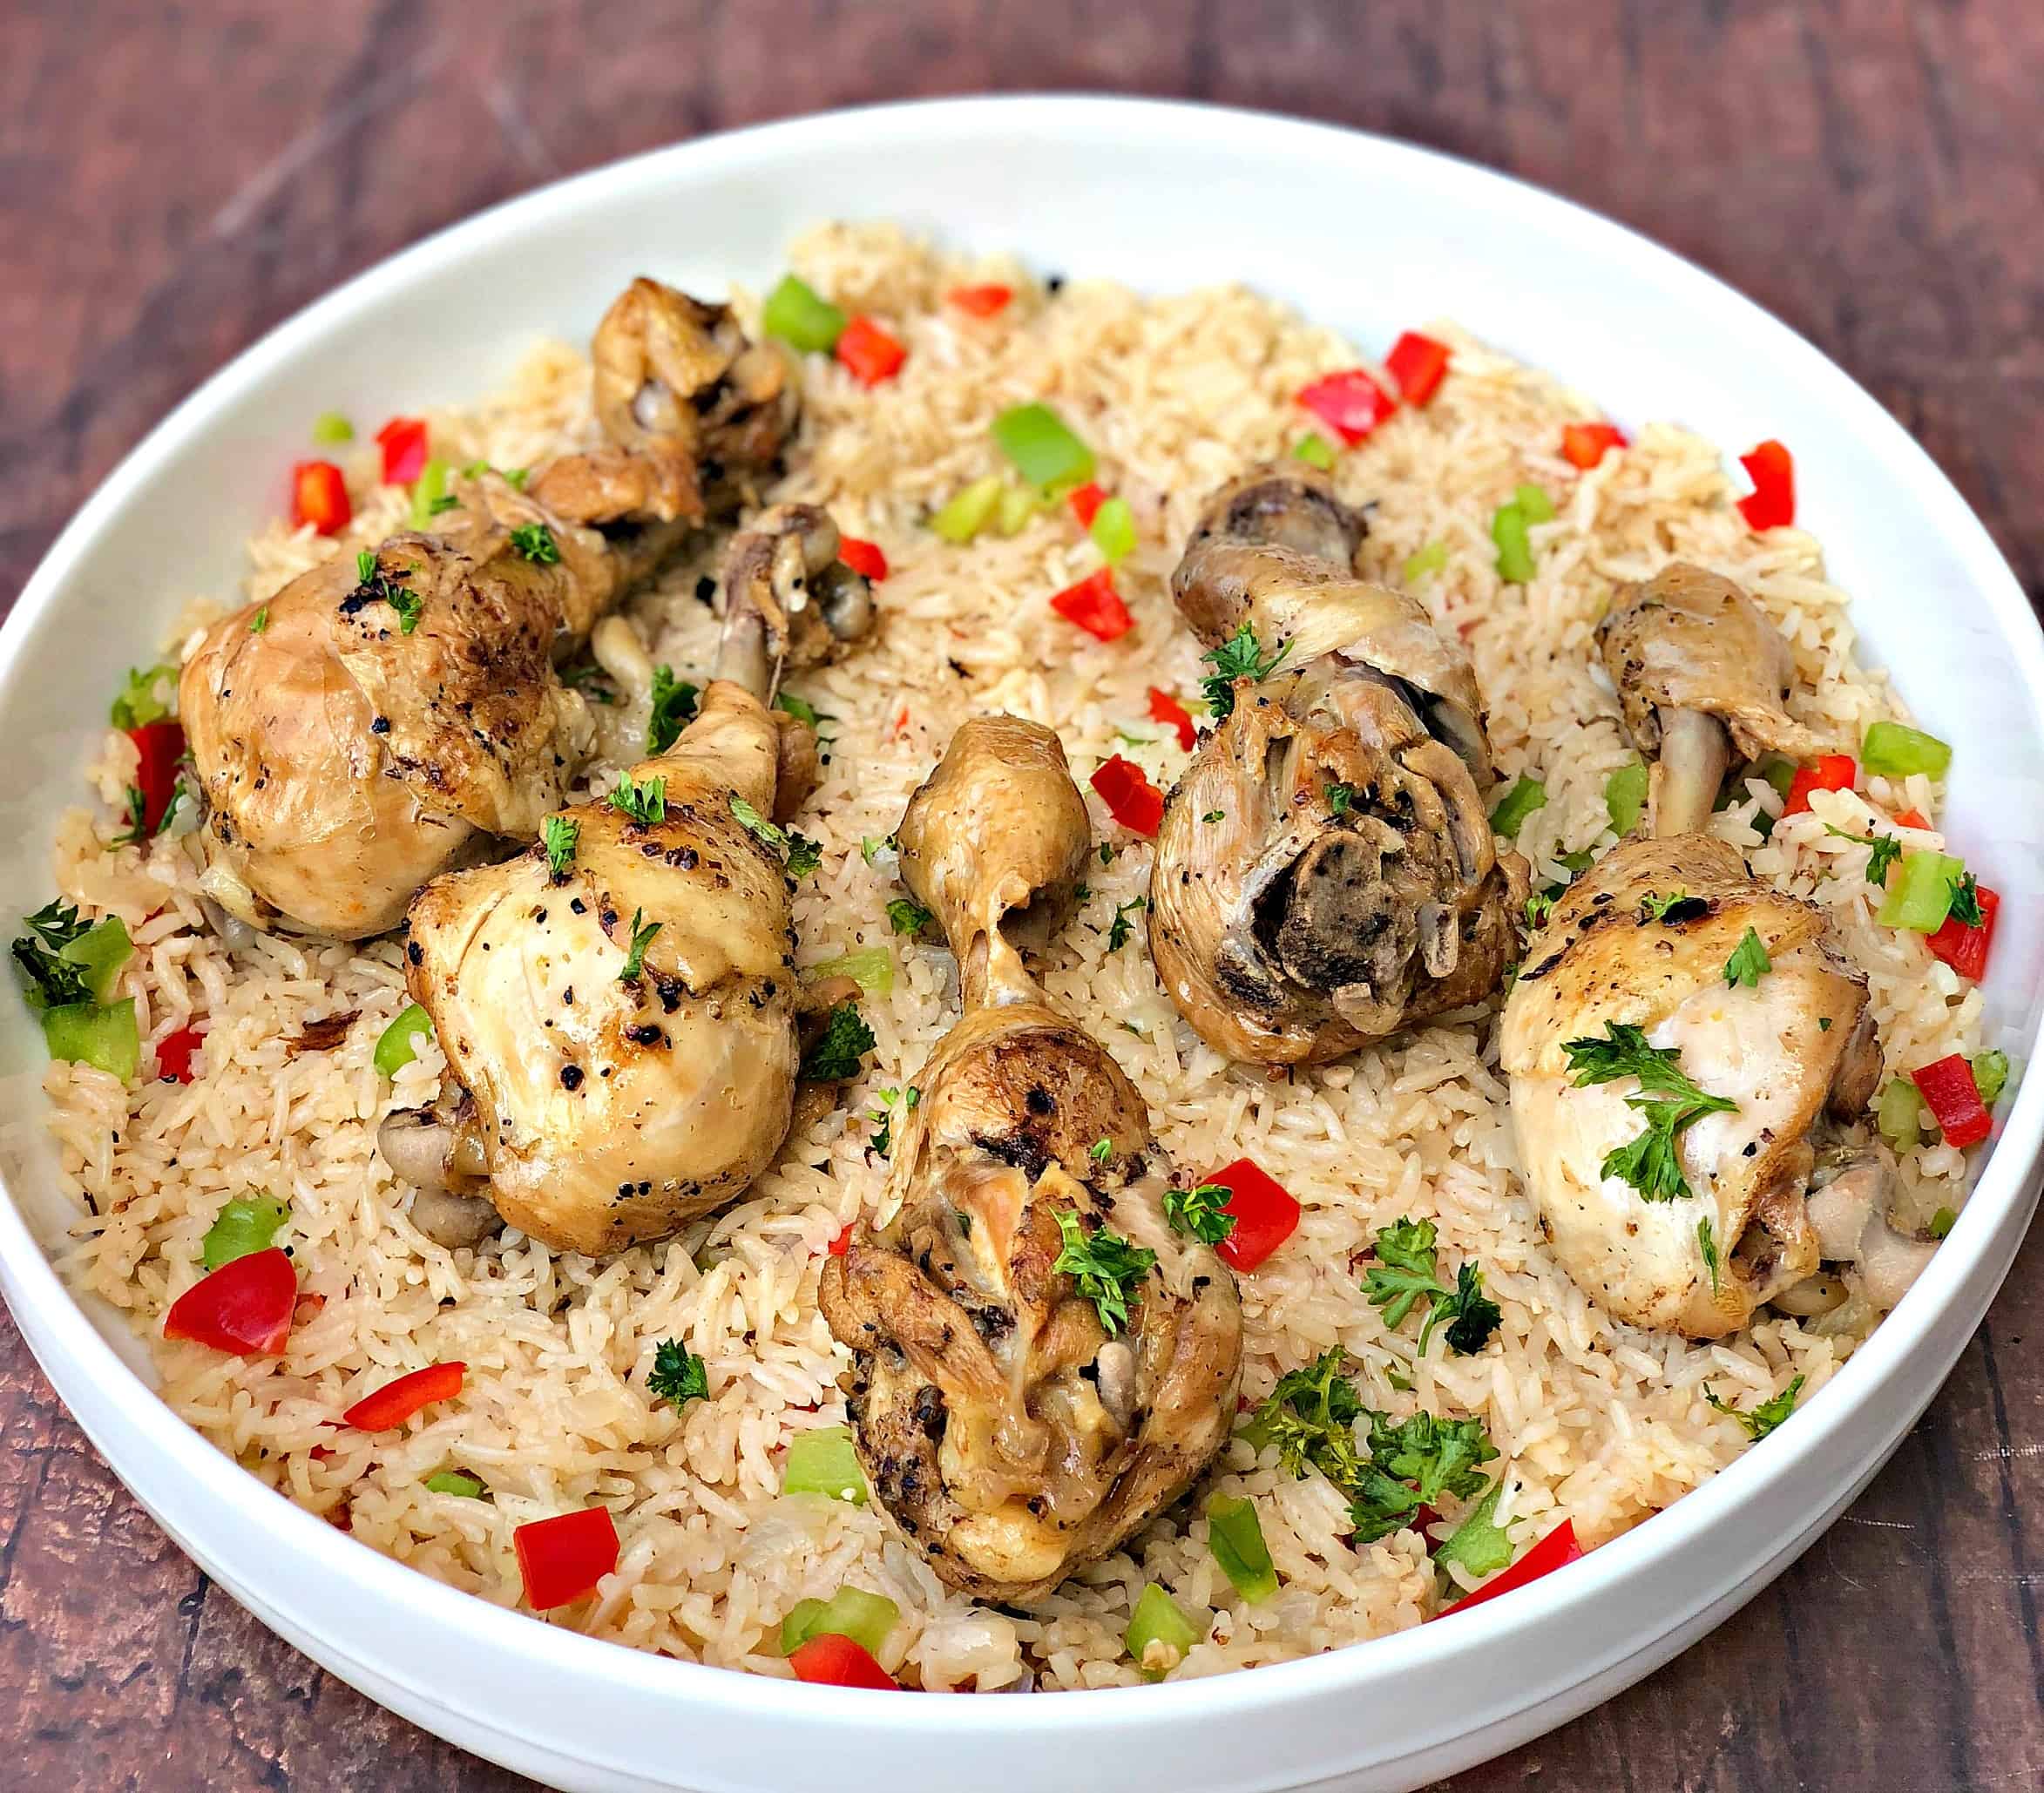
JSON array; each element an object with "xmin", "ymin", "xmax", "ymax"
[{"xmin": 3, "ymin": 94, "xmax": 2041, "ymax": 1749}]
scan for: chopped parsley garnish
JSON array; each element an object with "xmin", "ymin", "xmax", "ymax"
[
  {"xmin": 249, "ymin": 607, "xmax": 269, "ymax": 634},
  {"xmin": 112, "ymin": 785, "xmax": 151, "ymax": 847},
  {"xmin": 1823, "ymin": 823, "xmax": 1902, "ymax": 886},
  {"xmin": 783, "ymin": 832, "xmax": 822, "ymax": 880},
  {"xmin": 609, "ymin": 775, "xmax": 668, "ymax": 827},
  {"xmin": 347, "ymin": 550, "xmax": 423, "ymax": 633},
  {"xmin": 648, "ymin": 1338, "xmax": 709, "ymax": 1410},
  {"xmin": 1163, "ymin": 1183, "xmax": 1236, "ymax": 1246},
  {"xmin": 1107, "ymin": 897, "xmax": 1146, "ymax": 951},
  {"xmin": 427, "ymin": 492, "xmax": 461, "ymax": 517},
  {"xmin": 561, "ymin": 662, "xmax": 616, "ymax": 704},
  {"xmin": 1705, "ymin": 1374, "xmax": 1804, "ymax": 1441},
  {"xmin": 1947, "ymin": 870, "xmax": 1985, "ymax": 928},
  {"xmin": 1241, "ymin": 1349, "xmax": 1498, "ymax": 1542},
  {"xmin": 1697, "ymin": 1215, "xmax": 1721, "ymax": 1294},
  {"xmin": 1525, "ymin": 890, "xmax": 1557, "ymax": 928},
  {"xmin": 1051, "ymin": 1208, "xmax": 1155, "ymax": 1336},
  {"xmin": 775, "ymin": 691, "xmax": 827, "ymax": 727},
  {"xmin": 1100, "ymin": 842, "xmax": 1116, "ymax": 866},
  {"xmin": 1361, "ymin": 1219, "xmax": 1502, "ymax": 1356},
  {"xmin": 887, "ymin": 897, "xmax": 933, "ymax": 937},
  {"xmin": 618, "ymin": 909, "xmax": 661, "ymax": 982},
  {"xmin": 542, "ymin": 815, "xmax": 579, "ymax": 881},
  {"xmin": 1325, "ymin": 782, "xmax": 1356, "ymax": 816},
  {"xmin": 1561, "ymin": 1023, "xmax": 1739, "ymax": 1202},
  {"xmin": 1202, "ymin": 809, "xmax": 1227, "ymax": 824},
  {"xmin": 11, "ymin": 900, "xmax": 91, "ymax": 1007},
  {"xmin": 509, "ymin": 522, "xmax": 559, "ymax": 564},
  {"xmin": 1723, "ymin": 927, "xmax": 1771, "ymax": 989},
  {"xmin": 800, "ymin": 1002, "xmax": 876, "ymax": 1082},
  {"xmin": 861, "ymin": 835, "xmax": 897, "ymax": 865},
  {"xmin": 1638, "ymin": 889, "xmax": 1705, "ymax": 923},
  {"xmin": 865, "ymin": 1085, "xmax": 918, "ymax": 1157},
  {"xmin": 1088, "ymin": 1136, "xmax": 1113, "ymax": 1164},
  {"xmin": 1200, "ymin": 622, "xmax": 1290, "ymax": 721},
  {"xmin": 109, "ymin": 663, "xmax": 178, "ymax": 729},
  {"xmin": 646, "ymin": 666, "xmax": 699, "ymax": 754}
]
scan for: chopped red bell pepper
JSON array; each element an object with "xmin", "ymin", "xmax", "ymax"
[
  {"xmin": 1439, "ymin": 1519, "xmax": 1584, "ymax": 1616},
  {"xmin": 1783, "ymin": 754, "xmax": 1857, "ymax": 815},
  {"xmin": 1051, "ymin": 567, "xmax": 1134, "ymax": 642},
  {"xmin": 788, "ymin": 1632, "xmax": 897, "ymax": 1689},
  {"xmin": 1736, "ymin": 439, "xmax": 1796, "ymax": 531},
  {"xmin": 155, "ymin": 1025, "xmax": 203, "ymax": 1084},
  {"xmin": 828, "ymin": 1224, "xmax": 852, "ymax": 1257},
  {"xmin": 375, "ymin": 416, "xmax": 429, "ymax": 485},
  {"xmin": 514, "ymin": 1505, "xmax": 619, "ymax": 1610},
  {"xmin": 290, "ymin": 461, "xmax": 352, "ymax": 536},
  {"xmin": 1560, "ymin": 422, "xmax": 1628, "ymax": 470},
  {"xmin": 1297, "ymin": 369, "xmax": 1398, "ymax": 444},
  {"xmin": 835, "ymin": 316, "xmax": 907, "ymax": 387},
  {"xmin": 1147, "ymin": 687, "xmax": 1196, "ymax": 751},
  {"xmin": 1926, "ymin": 885, "xmax": 1998, "ymax": 981},
  {"xmin": 947, "ymin": 284, "xmax": 1013, "ymax": 318},
  {"xmin": 343, "ymin": 1360, "xmax": 466, "ymax": 1431},
  {"xmin": 1067, "ymin": 482, "xmax": 1107, "ymax": 529},
  {"xmin": 162, "ymin": 1248, "xmax": 296, "ymax": 1356},
  {"xmin": 837, "ymin": 537, "xmax": 888, "ymax": 582},
  {"xmin": 1201, "ymin": 1158, "xmax": 1303, "ymax": 1272},
  {"xmin": 1896, "ymin": 809, "xmax": 1931, "ymax": 830},
  {"xmin": 1384, "ymin": 331, "xmax": 1451, "ymax": 406},
  {"xmin": 128, "ymin": 719, "xmax": 187, "ymax": 832},
  {"xmin": 1090, "ymin": 754, "xmax": 1165, "ymax": 838},
  {"xmin": 1912, "ymin": 1053, "xmax": 1992, "ymax": 1148}
]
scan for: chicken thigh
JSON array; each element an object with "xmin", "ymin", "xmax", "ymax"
[
  {"xmin": 1149, "ymin": 464, "xmax": 1526, "ymax": 1064},
  {"xmin": 378, "ymin": 509, "xmax": 874, "ymax": 1255},
  {"xmin": 181, "ymin": 277, "xmax": 795, "ymax": 940},
  {"xmin": 1596, "ymin": 562, "xmax": 1825, "ymax": 838},
  {"xmin": 1500, "ymin": 832, "xmax": 1927, "ymax": 1336},
  {"xmin": 819, "ymin": 717, "xmax": 1243, "ymax": 1602}
]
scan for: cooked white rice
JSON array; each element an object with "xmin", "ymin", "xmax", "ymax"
[{"xmin": 43, "ymin": 222, "xmax": 1981, "ymax": 1691}]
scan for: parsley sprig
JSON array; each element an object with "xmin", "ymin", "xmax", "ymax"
[
  {"xmin": 1163, "ymin": 1183, "xmax": 1235, "ymax": 1246},
  {"xmin": 800, "ymin": 1002, "xmax": 876, "ymax": 1082},
  {"xmin": 886, "ymin": 897, "xmax": 933, "ymax": 937},
  {"xmin": 609, "ymin": 775, "xmax": 668, "ymax": 827},
  {"xmin": 346, "ymin": 550, "xmax": 422, "ymax": 633},
  {"xmin": 1947, "ymin": 871, "xmax": 1985, "ymax": 928},
  {"xmin": 541, "ymin": 815, "xmax": 579, "ymax": 881},
  {"xmin": 1704, "ymin": 1374, "xmax": 1804, "ymax": 1440},
  {"xmin": 1107, "ymin": 897, "xmax": 1146, "ymax": 951},
  {"xmin": 1823, "ymin": 823, "xmax": 1902, "ymax": 886},
  {"xmin": 1638, "ymin": 889, "xmax": 1707, "ymax": 923},
  {"xmin": 1200, "ymin": 622, "xmax": 1290, "ymax": 721},
  {"xmin": 1052, "ymin": 1208, "xmax": 1155, "ymax": 1336},
  {"xmin": 1723, "ymin": 927, "xmax": 1771, "ymax": 989},
  {"xmin": 11, "ymin": 900, "xmax": 91, "ymax": 1007},
  {"xmin": 648, "ymin": 1338, "xmax": 709, "ymax": 1410},
  {"xmin": 1562, "ymin": 1023, "xmax": 1739, "ymax": 1202},
  {"xmin": 618, "ymin": 909, "xmax": 661, "ymax": 982},
  {"xmin": 1362, "ymin": 1219, "xmax": 1503, "ymax": 1356},
  {"xmin": 729, "ymin": 794, "xmax": 821, "ymax": 880},
  {"xmin": 646, "ymin": 666, "xmax": 699, "ymax": 754},
  {"xmin": 509, "ymin": 522, "xmax": 560, "ymax": 564}
]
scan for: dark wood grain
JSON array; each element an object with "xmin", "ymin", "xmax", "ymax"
[{"xmin": 3, "ymin": 3, "xmax": 2041, "ymax": 1789}]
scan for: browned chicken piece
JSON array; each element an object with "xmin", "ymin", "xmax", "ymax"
[
  {"xmin": 1149, "ymin": 464, "xmax": 1526, "ymax": 1065},
  {"xmin": 376, "ymin": 510, "xmax": 874, "ymax": 1255},
  {"xmin": 1596, "ymin": 562, "xmax": 1826, "ymax": 837},
  {"xmin": 182, "ymin": 278, "xmax": 795, "ymax": 941},
  {"xmin": 819, "ymin": 717, "xmax": 1243, "ymax": 1602},
  {"xmin": 1500, "ymin": 832, "xmax": 1932, "ymax": 1336},
  {"xmin": 587, "ymin": 276, "xmax": 799, "ymax": 513}
]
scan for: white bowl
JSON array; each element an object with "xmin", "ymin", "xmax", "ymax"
[{"xmin": 2, "ymin": 95, "xmax": 2039, "ymax": 1793}]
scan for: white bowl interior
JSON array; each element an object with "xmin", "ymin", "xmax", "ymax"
[{"xmin": 1, "ymin": 98, "xmax": 2040, "ymax": 1793}]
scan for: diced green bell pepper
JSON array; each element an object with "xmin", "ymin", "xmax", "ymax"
[
  {"xmin": 1124, "ymin": 1582, "xmax": 1201, "ymax": 1681},
  {"xmin": 1090, "ymin": 496, "xmax": 1137, "ymax": 565},
  {"xmin": 373, "ymin": 1003, "xmax": 435, "ymax": 1077},
  {"xmin": 408, "ymin": 457, "xmax": 450, "ymax": 526},
  {"xmin": 991, "ymin": 402, "xmax": 1094, "ymax": 491},
  {"xmin": 1490, "ymin": 776, "xmax": 1547, "ymax": 841},
  {"xmin": 779, "ymin": 1586, "xmax": 898, "ymax": 1658},
  {"xmin": 782, "ymin": 1424, "xmax": 867, "ymax": 1504},
  {"xmin": 761, "ymin": 274, "xmax": 847, "ymax": 354},
  {"xmin": 43, "ymin": 998, "xmax": 140, "ymax": 1081},
  {"xmin": 1861, "ymin": 721, "xmax": 1951, "ymax": 780},
  {"xmin": 1972, "ymin": 1050, "xmax": 2011, "ymax": 1107},
  {"xmin": 201, "ymin": 1194, "xmax": 290, "ymax": 1270},
  {"xmin": 1205, "ymin": 1495, "xmax": 1279, "ymax": 1603},
  {"xmin": 803, "ymin": 947, "xmax": 895, "ymax": 997},
  {"xmin": 1877, "ymin": 1077, "xmax": 1926, "ymax": 1151},
  {"xmin": 1491, "ymin": 503, "xmax": 1536, "ymax": 584},
  {"xmin": 110, "ymin": 663, "xmax": 179, "ymax": 729},
  {"xmin": 1292, "ymin": 433, "xmax": 1337, "ymax": 470},
  {"xmin": 1877, "ymin": 850, "xmax": 1963, "ymax": 932},
  {"xmin": 930, "ymin": 475, "xmax": 1005, "ymax": 544},
  {"xmin": 311, "ymin": 410, "xmax": 355, "ymax": 444},
  {"xmin": 60, "ymin": 917, "xmax": 132, "ymax": 1002},
  {"xmin": 1605, "ymin": 759, "xmax": 1649, "ymax": 836},
  {"xmin": 1513, "ymin": 482, "xmax": 1556, "ymax": 524},
  {"xmin": 424, "ymin": 1470, "xmax": 485, "ymax": 1498}
]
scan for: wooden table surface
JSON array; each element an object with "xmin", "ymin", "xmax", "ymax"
[{"xmin": 3, "ymin": 3, "xmax": 2041, "ymax": 1788}]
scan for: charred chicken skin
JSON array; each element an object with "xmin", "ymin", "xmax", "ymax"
[
  {"xmin": 820, "ymin": 717, "xmax": 1243, "ymax": 1602},
  {"xmin": 1150, "ymin": 464, "xmax": 1526, "ymax": 1064},
  {"xmin": 181, "ymin": 277, "xmax": 795, "ymax": 940},
  {"xmin": 1596, "ymin": 562, "xmax": 1825, "ymax": 838},
  {"xmin": 376, "ymin": 509, "xmax": 873, "ymax": 1255},
  {"xmin": 1500, "ymin": 832, "xmax": 1926, "ymax": 1336}
]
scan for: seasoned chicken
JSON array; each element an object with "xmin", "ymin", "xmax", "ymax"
[
  {"xmin": 1150, "ymin": 464, "xmax": 1526, "ymax": 1064},
  {"xmin": 377, "ymin": 510, "xmax": 874, "ymax": 1255},
  {"xmin": 1500, "ymin": 832, "xmax": 1928, "ymax": 1336},
  {"xmin": 1597, "ymin": 562, "xmax": 1825, "ymax": 837},
  {"xmin": 181, "ymin": 277, "xmax": 794, "ymax": 940},
  {"xmin": 820, "ymin": 717, "xmax": 1243, "ymax": 1602}
]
